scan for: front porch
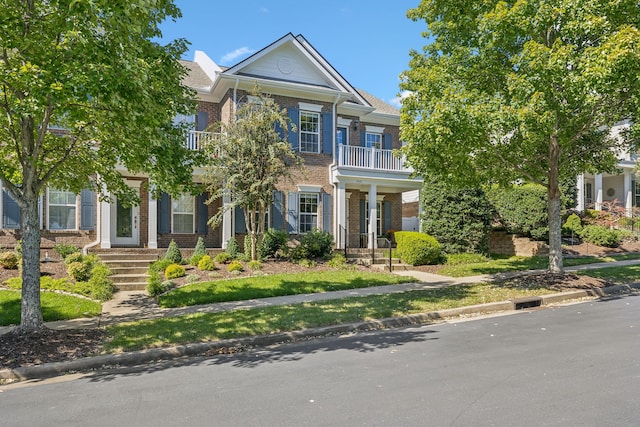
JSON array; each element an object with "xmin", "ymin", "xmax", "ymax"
[{"xmin": 577, "ymin": 169, "xmax": 638, "ymax": 214}]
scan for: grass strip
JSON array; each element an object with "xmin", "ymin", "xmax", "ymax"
[
  {"xmin": 0, "ymin": 290, "xmax": 101, "ymax": 326},
  {"xmin": 158, "ymin": 270, "xmax": 416, "ymax": 308},
  {"xmin": 576, "ymin": 264, "xmax": 640, "ymax": 283},
  {"xmin": 107, "ymin": 283, "xmax": 556, "ymax": 353}
]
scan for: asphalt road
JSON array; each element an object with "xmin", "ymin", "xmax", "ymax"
[{"xmin": 1, "ymin": 295, "xmax": 639, "ymax": 426}]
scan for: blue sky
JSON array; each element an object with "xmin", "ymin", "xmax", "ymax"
[{"xmin": 159, "ymin": 1, "xmax": 427, "ymax": 108}]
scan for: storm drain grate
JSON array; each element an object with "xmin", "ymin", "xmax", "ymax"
[{"xmin": 513, "ymin": 296, "xmax": 543, "ymax": 310}]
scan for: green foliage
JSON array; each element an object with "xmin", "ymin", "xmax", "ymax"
[
  {"xmin": 445, "ymin": 253, "xmax": 491, "ymax": 266},
  {"xmin": 146, "ymin": 270, "xmax": 164, "ymax": 297},
  {"xmin": 54, "ymin": 243, "xmax": 80, "ymax": 260},
  {"xmin": 227, "ymin": 260, "xmax": 244, "ymax": 272},
  {"xmin": 214, "ymin": 252, "xmax": 232, "ymax": 264},
  {"xmin": 563, "ymin": 213, "xmax": 583, "ymax": 236},
  {"xmin": 243, "ymin": 234, "xmax": 252, "ymax": 261},
  {"xmin": 226, "ymin": 237, "xmax": 240, "ymax": 259},
  {"xmin": 185, "ymin": 274, "xmax": 200, "ymax": 284},
  {"xmin": 164, "ymin": 240, "xmax": 183, "ymax": 264},
  {"xmin": 150, "ymin": 258, "xmax": 174, "ymax": 275},
  {"xmin": 197, "ymin": 255, "xmax": 217, "ymax": 271},
  {"xmin": 260, "ymin": 228, "xmax": 289, "ymax": 259},
  {"xmin": 0, "ymin": 251, "xmax": 19, "ymax": 269},
  {"xmin": 248, "ymin": 260, "xmax": 262, "ymax": 270},
  {"xmin": 165, "ymin": 263, "xmax": 186, "ymax": 279},
  {"xmin": 580, "ymin": 225, "xmax": 621, "ymax": 248},
  {"xmin": 67, "ymin": 261, "xmax": 90, "ymax": 282},
  {"xmin": 327, "ymin": 252, "xmax": 350, "ymax": 269},
  {"xmin": 64, "ymin": 252, "xmax": 84, "ymax": 265},
  {"xmin": 420, "ymin": 180, "xmax": 493, "ymax": 254},
  {"xmin": 615, "ymin": 229, "xmax": 635, "ymax": 242},
  {"xmin": 86, "ymin": 263, "xmax": 115, "ymax": 302},
  {"xmin": 487, "ymin": 184, "xmax": 549, "ymax": 241},
  {"xmin": 297, "ymin": 259, "xmax": 317, "ymax": 268},
  {"xmin": 290, "ymin": 229, "xmax": 334, "ymax": 260},
  {"xmin": 395, "ymin": 231, "xmax": 442, "ymax": 266},
  {"xmin": 189, "ymin": 237, "xmax": 207, "ymax": 265}
]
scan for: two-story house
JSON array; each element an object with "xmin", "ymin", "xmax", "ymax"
[{"xmin": 0, "ymin": 33, "xmax": 422, "ymax": 253}]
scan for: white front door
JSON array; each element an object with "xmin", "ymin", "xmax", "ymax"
[{"xmin": 110, "ymin": 183, "xmax": 140, "ymax": 246}]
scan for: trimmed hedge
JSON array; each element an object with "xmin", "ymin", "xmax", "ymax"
[
  {"xmin": 165, "ymin": 263, "xmax": 186, "ymax": 279},
  {"xmin": 395, "ymin": 231, "xmax": 442, "ymax": 266},
  {"xmin": 580, "ymin": 225, "xmax": 620, "ymax": 248},
  {"xmin": 487, "ymin": 184, "xmax": 548, "ymax": 241}
]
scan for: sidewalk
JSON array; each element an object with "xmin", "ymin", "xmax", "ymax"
[{"xmin": 2, "ymin": 258, "xmax": 640, "ymax": 335}]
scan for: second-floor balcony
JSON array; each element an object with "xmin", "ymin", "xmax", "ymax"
[
  {"xmin": 337, "ymin": 144, "xmax": 412, "ymax": 173},
  {"xmin": 185, "ymin": 130, "xmax": 214, "ymax": 151}
]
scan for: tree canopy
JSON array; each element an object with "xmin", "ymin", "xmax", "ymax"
[
  {"xmin": 401, "ymin": 0, "xmax": 640, "ymax": 272},
  {"xmin": 0, "ymin": 0, "xmax": 199, "ymax": 331},
  {"xmin": 204, "ymin": 88, "xmax": 302, "ymax": 261}
]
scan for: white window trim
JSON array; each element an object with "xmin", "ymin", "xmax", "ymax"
[
  {"xmin": 297, "ymin": 184, "xmax": 323, "ymax": 193},
  {"xmin": 171, "ymin": 194, "xmax": 195, "ymax": 234},
  {"xmin": 47, "ymin": 188, "xmax": 79, "ymax": 231},
  {"xmin": 365, "ymin": 125, "xmax": 385, "ymax": 134},
  {"xmin": 365, "ymin": 132, "xmax": 383, "ymax": 149},
  {"xmin": 337, "ymin": 117, "xmax": 352, "ymax": 127},
  {"xmin": 299, "ymin": 110, "xmax": 321, "ymax": 153},
  {"xmin": 299, "ymin": 192, "xmax": 319, "ymax": 234},
  {"xmin": 298, "ymin": 102, "xmax": 323, "ymax": 112},
  {"xmin": 337, "ymin": 126, "xmax": 349, "ymax": 146}
]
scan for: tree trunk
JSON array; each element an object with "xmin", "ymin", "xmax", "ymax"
[
  {"xmin": 548, "ymin": 136, "xmax": 563, "ymax": 273},
  {"xmin": 19, "ymin": 193, "xmax": 44, "ymax": 331}
]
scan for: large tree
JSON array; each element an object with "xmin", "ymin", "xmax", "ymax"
[
  {"xmin": 0, "ymin": 0, "xmax": 199, "ymax": 331},
  {"xmin": 400, "ymin": 0, "xmax": 640, "ymax": 272},
  {"xmin": 205, "ymin": 89, "xmax": 302, "ymax": 261}
]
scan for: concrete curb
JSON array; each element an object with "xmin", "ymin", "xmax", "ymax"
[{"xmin": 2, "ymin": 283, "xmax": 638, "ymax": 382}]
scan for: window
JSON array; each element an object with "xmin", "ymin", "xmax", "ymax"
[
  {"xmin": 300, "ymin": 111, "xmax": 320, "ymax": 152},
  {"xmin": 366, "ymin": 133, "xmax": 382, "ymax": 149},
  {"xmin": 48, "ymin": 189, "xmax": 76, "ymax": 230},
  {"xmin": 299, "ymin": 193, "xmax": 319, "ymax": 233},
  {"xmin": 172, "ymin": 194, "xmax": 194, "ymax": 234},
  {"xmin": 336, "ymin": 127, "xmax": 348, "ymax": 145}
]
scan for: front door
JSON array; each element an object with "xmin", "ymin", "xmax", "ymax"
[{"xmin": 110, "ymin": 184, "xmax": 140, "ymax": 246}]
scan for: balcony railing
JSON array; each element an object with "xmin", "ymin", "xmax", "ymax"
[
  {"xmin": 185, "ymin": 130, "xmax": 214, "ymax": 151},
  {"xmin": 337, "ymin": 144, "xmax": 411, "ymax": 172}
]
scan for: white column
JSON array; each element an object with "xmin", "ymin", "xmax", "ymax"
[
  {"xmin": 100, "ymin": 192, "xmax": 111, "ymax": 248},
  {"xmin": 368, "ymin": 184, "xmax": 377, "ymax": 249},
  {"xmin": 576, "ymin": 174, "xmax": 585, "ymax": 212},
  {"xmin": 335, "ymin": 183, "xmax": 346, "ymax": 249},
  {"xmin": 624, "ymin": 171, "xmax": 633, "ymax": 216},
  {"xmin": 221, "ymin": 193, "xmax": 232, "ymax": 249},
  {"xmin": 147, "ymin": 189, "xmax": 158, "ymax": 249},
  {"xmin": 595, "ymin": 174, "xmax": 603, "ymax": 211}
]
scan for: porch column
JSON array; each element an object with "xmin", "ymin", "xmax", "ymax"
[
  {"xmin": 576, "ymin": 174, "xmax": 585, "ymax": 212},
  {"xmin": 624, "ymin": 171, "xmax": 633, "ymax": 216},
  {"xmin": 335, "ymin": 182, "xmax": 346, "ymax": 249},
  {"xmin": 368, "ymin": 184, "xmax": 377, "ymax": 249},
  {"xmin": 100, "ymin": 190, "xmax": 111, "ymax": 249},
  {"xmin": 147, "ymin": 188, "xmax": 158, "ymax": 249},
  {"xmin": 221, "ymin": 193, "xmax": 232, "ymax": 249},
  {"xmin": 595, "ymin": 174, "xmax": 603, "ymax": 210}
]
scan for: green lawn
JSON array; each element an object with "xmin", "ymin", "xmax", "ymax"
[
  {"xmin": 437, "ymin": 253, "xmax": 640, "ymax": 277},
  {"xmin": 577, "ymin": 265, "xmax": 640, "ymax": 284},
  {"xmin": 0, "ymin": 290, "xmax": 102, "ymax": 326},
  {"xmin": 107, "ymin": 282, "xmax": 556, "ymax": 352},
  {"xmin": 158, "ymin": 270, "xmax": 416, "ymax": 308}
]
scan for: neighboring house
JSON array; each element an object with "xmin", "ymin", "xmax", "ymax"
[
  {"xmin": 575, "ymin": 121, "xmax": 638, "ymax": 215},
  {"xmin": 0, "ymin": 33, "xmax": 422, "ymax": 252}
]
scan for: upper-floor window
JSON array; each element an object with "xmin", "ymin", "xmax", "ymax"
[
  {"xmin": 366, "ymin": 133, "xmax": 382, "ymax": 149},
  {"xmin": 299, "ymin": 193, "xmax": 319, "ymax": 233},
  {"xmin": 336, "ymin": 127, "xmax": 348, "ymax": 145},
  {"xmin": 48, "ymin": 189, "xmax": 76, "ymax": 230},
  {"xmin": 172, "ymin": 194, "xmax": 194, "ymax": 234},
  {"xmin": 300, "ymin": 111, "xmax": 320, "ymax": 153}
]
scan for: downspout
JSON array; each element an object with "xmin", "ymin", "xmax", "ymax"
[
  {"xmin": 329, "ymin": 95, "xmax": 340, "ymax": 248},
  {"xmin": 82, "ymin": 178, "xmax": 102, "ymax": 255}
]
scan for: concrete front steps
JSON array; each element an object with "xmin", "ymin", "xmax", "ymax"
[
  {"xmin": 345, "ymin": 250, "xmax": 410, "ymax": 272},
  {"xmin": 92, "ymin": 250, "xmax": 160, "ymax": 291}
]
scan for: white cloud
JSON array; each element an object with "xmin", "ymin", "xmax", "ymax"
[
  {"xmin": 220, "ymin": 47, "xmax": 254, "ymax": 64},
  {"xmin": 389, "ymin": 91, "xmax": 412, "ymax": 108}
]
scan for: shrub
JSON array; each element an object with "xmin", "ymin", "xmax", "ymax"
[
  {"xmin": 165, "ymin": 263, "xmax": 186, "ymax": 279},
  {"xmin": 214, "ymin": 252, "xmax": 232, "ymax": 264},
  {"xmin": 197, "ymin": 254, "xmax": 217, "ymax": 271},
  {"xmin": 87, "ymin": 263, "xmax": 115, "ymax": 301},
  {"xmin": 260, "ymin": 228, "xmax": 288, "ymax": 258},
  {"xmin": 227, "ymin": 260, "xmax": 244, "ymax": 272},
  {"xmin": 185, "ymin": 274, "xmax": 200, "ymax": 283},
  {"xmin": 615, "ymin": 229, "xmax": 635, "ymax": 242},
  {"xmin": 150, "ymin": 258, "xmax": 173, "ymax": 274},
  {"xmin": 445, "ymin": 253, "xmax": 491, "ymax": 265},
  {"xmin": 164, "ymin": 240, "xmax": 182, "ymax": 264},
  {"xmin": 420, "ymin": 180, "xmax": 493, "ymax": 254},
  {"xmin": 395, "ymin": 231, "xmax": 442, "ymax": 266},
  {"xmin": 563, "ymin": 213, "xmax": 583, "ymax": 237},
  {"xmin": 487, "ymin": 184, "xmax": 548, "ymax": 241},
  {"xmin": 327, "ymin": 252, "xmax": 349, "ymax": 269},
  {"xmin": 298, "ymin": 258, "xmax": 317, "ymax": 268},
  {"xmin": 146, "ymin": 269, "xmax": 163, "ymax": 296},
  {"xmin": 53, "ymin": 243, "xmax": 80, "ymax": 260},
  {"xmin": 0, "ymin": 251, "xmax": 19, "ymax": 269},
  {"xmin": 67, "ymin": 261, "xmax": 91, "ymax": 282},
  {"xmin": 64, "ymin": 252, "xmax": 84, "ymax": 265},
  {"xmin": 580, "ymin": 225, "xmax": 620, "ymax": 248},
  {"xmin": 226, "ymin": 237, "xmax": 240, "ymax": 259},
  {"xmin": 290, "ymin": 229, "xmax": 333, "ymax": 260},
  {"xmin": 248, "ymin": 260, "xmax": 262, "ymax": 270},
  {"xmin": 189, "ymin": 237, "xmax": 207, "ymax": 265}
]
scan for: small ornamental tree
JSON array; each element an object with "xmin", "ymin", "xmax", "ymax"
[
  {"xmin": 0, "ymin": 1, "xmax": 199, "ymax": 331},
  {"xmin": 205, "ymin": 87, "xmax": 302, "ymax": 261}
]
